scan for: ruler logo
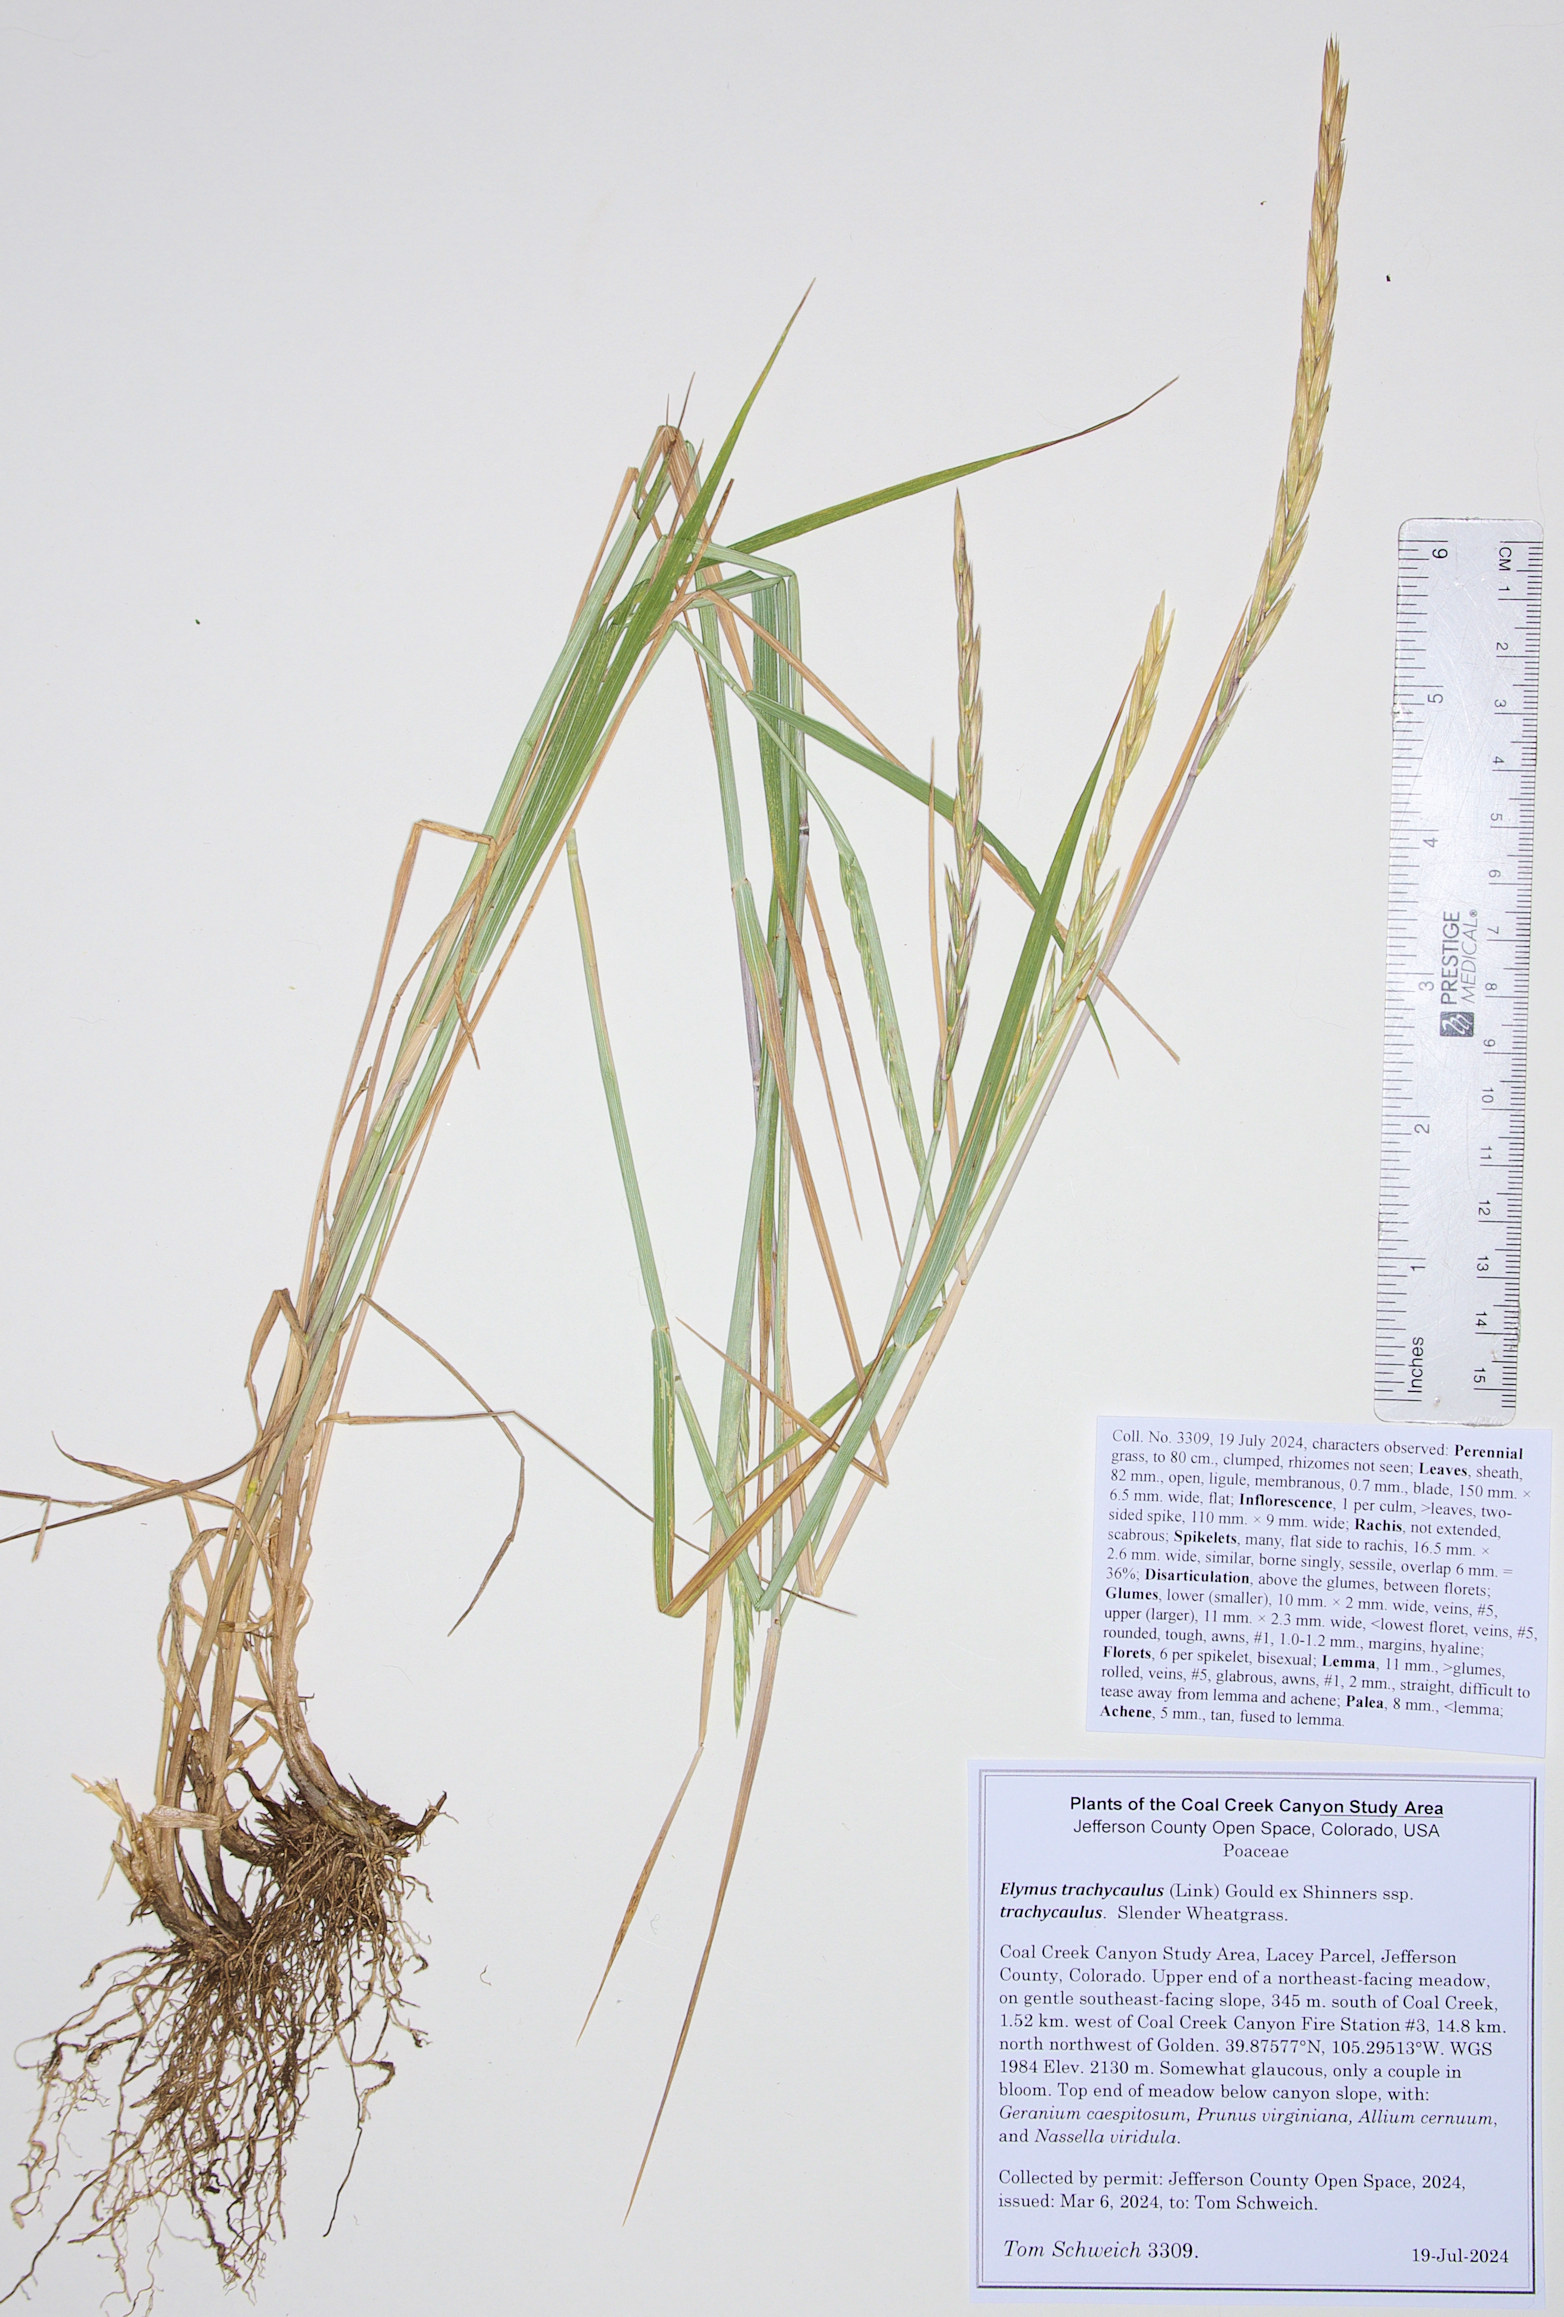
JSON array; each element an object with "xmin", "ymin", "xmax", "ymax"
[
  {"xmin": 1439, "ymin": 906, "xmax": 1477, "ymax": 1006},
  {"xmin": 1440, "ymin": 1010, "xmax": 1474, "ymax": 1037}
]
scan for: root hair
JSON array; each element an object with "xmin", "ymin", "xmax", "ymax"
[{"xmin": 7, "ymin": 1787, "xmax": 438, "ymax": 2311}]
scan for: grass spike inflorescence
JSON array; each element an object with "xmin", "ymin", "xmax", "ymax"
[
  {"xmin": 1111, "ymin": 40, "xmax": 1347, "ymax": 954},
  {"xmin": 1196, "ymin": 40, "xmax": 1346, "ymax": 775},
  {"xmin": 933, "ymin": 492, "xmax": 985, "ymax": 1127}
]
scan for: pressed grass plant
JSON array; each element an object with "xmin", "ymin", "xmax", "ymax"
[{"xmin": 4, "ymin": 38, "xmax": 1344, "ymax": 2304}]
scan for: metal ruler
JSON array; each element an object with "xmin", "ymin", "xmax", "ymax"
[{"xmin": 1375, "ymin": 518, "xmax": 1543, "ymax": 1424}]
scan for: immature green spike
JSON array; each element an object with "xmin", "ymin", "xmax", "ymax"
[{"xmin": 933, "ymin": 492, "xmax": 985, "ymax": 1125}]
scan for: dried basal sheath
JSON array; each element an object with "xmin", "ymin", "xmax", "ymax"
[{"xmin": 6, "ymin": 44, "xmax": 1344, "ymax": 2306}]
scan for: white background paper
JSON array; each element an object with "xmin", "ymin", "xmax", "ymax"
[
  {"xmin": 1, "ymin": 8, "xmax": 1561, "ymax": 2314},
  {"xmin": 1087, "ymin": 1419, "xmax": 1551, "ymax": 1753},
  {"xmin": 972, "ymin": 1767, "xmax": 1538, "ymax": 2296}
]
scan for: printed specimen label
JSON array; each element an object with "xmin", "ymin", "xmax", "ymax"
[
  {"xmin": 1086, "ymin": 1419, "xmax": 1549, "ymax": 1755},
  {"xmin": 972, "ymin": 1765, "xmax": 1538, "ymax": 2295}
]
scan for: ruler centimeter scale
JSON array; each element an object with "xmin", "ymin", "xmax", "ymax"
[{"xmin": 1375, "ymin": 518, "xmax": 1543, "ymax": 1424}]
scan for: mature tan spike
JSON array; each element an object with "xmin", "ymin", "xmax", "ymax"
[
  {"xmin": 1196, "ymin": 39, "xmax": 1345, "ymax": 773},
  {"xmin": 1110, "ymin": 44, "xmax": 1346, "ymax": 956}
]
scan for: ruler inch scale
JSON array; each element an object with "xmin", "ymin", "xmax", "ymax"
[{"xmin": 1375, "ymin": 517, "xmax": 1542, "ymax": 1425}]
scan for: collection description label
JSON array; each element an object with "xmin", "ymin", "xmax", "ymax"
[
  {"xmin": 1087, "ymin": 1419, "xmax": 1549, "ymax": 1754},
  {"xmin": 972, "ymin": 1766, "xmax": 1537, "ymax": 2295}
]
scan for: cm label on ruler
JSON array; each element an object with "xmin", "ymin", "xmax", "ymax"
[{"xmin": 1376, "ymin": 517, "xmax": 1543, "ymax": 1426}]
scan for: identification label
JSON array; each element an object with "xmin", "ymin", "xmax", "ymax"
[
  {"xmin": 972, "ymin": 1766, "xmax": 1538, "ymax": 2296},
  {"xmin": 1086, "ymin": 1418, "xmax": 1549, "ymax": 1755}
]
